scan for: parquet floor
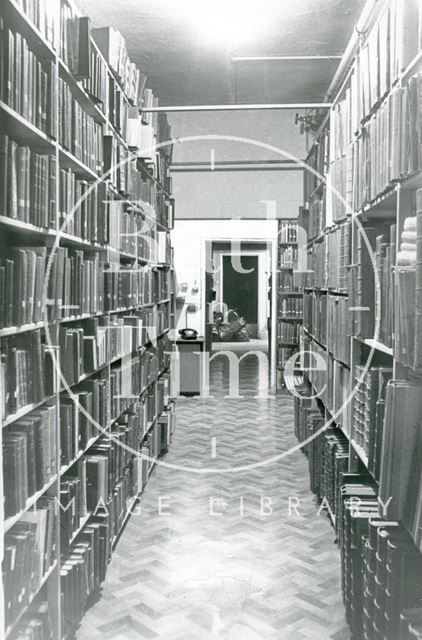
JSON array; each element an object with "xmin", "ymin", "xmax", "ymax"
[{"xmin": 76, "ymin": 348, "xmax": 350, "ymax": 640}]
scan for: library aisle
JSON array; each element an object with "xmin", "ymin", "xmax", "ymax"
[{"xmin": 76, "ymin": 351, "xmax": 349, "ymax": 640}]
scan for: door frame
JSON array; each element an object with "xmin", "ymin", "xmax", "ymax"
[
  {"xmin": 202, "ymin": 237, "xmax": 278, "ymax": 390},
  {"xmin": 217, "ymin": 250, "xmax": 266, "ymax": 338}
]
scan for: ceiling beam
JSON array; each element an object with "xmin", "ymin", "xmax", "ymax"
[{"xmin": 141, "ymin": 103, "xmax": 332, "ymax": 113}]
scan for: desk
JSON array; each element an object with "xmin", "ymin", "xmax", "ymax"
[{"xmin": 175, "ymin": 337, "xmax": 204, "ymax": 396}]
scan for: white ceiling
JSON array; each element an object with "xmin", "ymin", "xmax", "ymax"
[{"xmin": 79, "ymin": 0, "xmax": 365, "ymax": 106}]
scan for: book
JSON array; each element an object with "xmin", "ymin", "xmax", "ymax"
[{"xmin": 3, "ymin": 499, "xmax": 57, "ymax": 628}]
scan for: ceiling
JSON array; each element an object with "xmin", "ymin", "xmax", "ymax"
[{"xmin": 79, "ymin": 0, "xmax": 366, "ymax": 106}]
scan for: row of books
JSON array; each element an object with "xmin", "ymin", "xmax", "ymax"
[
  {"xmin": 340, "ymin": 476, "xmax": 422, "ymax": 640},
  {"xmin": 374, "ymin": 226, "xmax": 396, "ymax": 348},
  {"xmin": 279, "ymin": 246, "xmax": 298, "ymax": 269},
  {"xmin": 352, "ymin": 72, "xmax": 422, "ymax": 211},
  {"xmin": 58, "ymin": 77, "xmax": 103, "ymax": 174},
  {"xmin": 279, "ymin": 222, "xmax": 298, "ymax": 243},
  {"xmin": 12, "ymin": 601, "xmax": 53, "ymax": 640},
  {"xmin": 351, "ymin": 224, "xmax": 393, "ymax": 341},
  {"xmin": 0, "ymin": 25, "xmax": 56, "ymax": 137},
  {"xmin": 0, "ymin": 146, "xmax": 170, "ymax": 245},
  {"xmin": 0, "ymin": 244, "xmax": 171, "ymax": 329},
  {"xmin": 307, "ymin": 194, "xmax": 326, "ymax": 241},
  {"xmin": 352, "ymin": 365, "xmax": 393, "ymax": 479},
  {"xmin": 294, "ymin": 391, "xmax": 349, "ymax": 531},
  {"xmin": 303, "ymin": 222, "xmax": 351, "ymax": 293},
  {"xmin": 91, "ymin": 27, "xmax": 145, "ymax": 107},
  {"xmin": 303, "ymin": 127, "xmax": 329, "ymax": 204},
  {"xmin": 82, "ymin": 39, "xmax": 108, "ymax": 110},
  {"xmin": 379, "ymin": 379, "xmax": 422, "ymax": 552},
  {"xmin": 60, "ymin": 404, "xmax": 175, "ymax": 636},
  {"xmin": 58, "ymin": 169, "xmax": 107, "ymax": 241},
  {"xmin": 303, "ymin": 291, "xmax": 327, "ymax": 346},
  {"xmin": 326, "ymin": 357, "xmax": 351, "ymax": 434},
  {"xmin": 3, "ymin": 348, "xmax": 170, "ymax": 518},
  {"xmin": 327, "ymin": 296, "xmax": 351, "ymax": 366},
  {"xmin": 60, "ymin": 2, "xmax": 90, "ymax": 79},
  {"xmin": 353, "ymin": 0, "xmax": 422, "ymax": 127},
  {"xmin": 277, "ymin": 320, "xmax": 300, "ymax": 345},
  {"xmin": 277, "ymin": 271, "xmax": 301, "ymax": 292},
  {"xmin": 61, "ymin": 510, "xmax": 110, "ymax": 636},
  {"xmin": 63, "ymin": 399, "xmax": 174, "ymax": 572},
  {"xmin": 301, "ymin": 334, "xmax": 329, "ymax": 406},
  {"xmin": 400, "ymin": 610, "xmax": 422, "ymax": 639},
  {"xmin": 0, "ymin": 136, "xmax": 56, "ymax": 227},
  {"xmin": 396, "ymin": 194, "xmax": 422, "ymax": 370},
  {"xmin": 60, "ymin": 377, "xmax": 110, "ymax": 467},
  {"xmin": 4, "ymin": 497, "xmax": 57, "ymax": 629},
  {"xmin": 13, "ymin": 0, "xmax": 56, "ymax": 47},
  {"xmin": 1, "ymin": 330, "xmax": 50, "ymax": 418},
  {"xmin": 279, "ymin": 297, "xmax": 303, "ymax": 318},
  {"xmin": 3, "ymin": 403, "xmax": 57, "ymax": 517}
]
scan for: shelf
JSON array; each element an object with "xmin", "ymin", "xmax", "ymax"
[
  {"xmin": 58, "ymin": 232, "xmax": 106, "ymax": 251},
  {"xmin": 0, "ymin": 101, "xmax": 55, "ymax": 150},
  {"xmin": 351, "ymin": 439, "xmax": 369, "ymax": 469},
  {"xmin": 59, "ymin": 146, "xmax": 99, "ymax": 181},
  {"xmin": 58, "ymin": 58, "xmax": 107, "ymax": 126},
  {"xmin": 0, "ymin": 215, "xmax": 56, "ymax": 238},
  {"xmin": 359, "ymin": 185, "xmax": 398, "ymax": 217},
  {"xmin": 5, "ymin": 560, "xmax": 58, "ymax": 639},
  {"xmin": 278, "ymin": 291, "xmax": 303, "ymax": 297},
  {"xmin": 4, "ymin": 0, "xmax": 56, "ymax": 58},
  {"xmin": 137, "ymin": 159, "xmax": 171, "ymax": 197},
  {"xmin": 302, "ymin": 327, "xmax": 327, "ymax": 352},
  {"xmin": 3, "ymin": 394, "xmax": 56, "ymax": 427},
  {"xmin": 0, "ymin": 321, "xmax": 47, "ymax": 337},
  {"xmin": 402, "ymin": 169, "xmax": 422, "ymax": 191},
  {"xmin": 4, "ymin": 475, "xmax": 58, "ymax": 533},
  {"xmin": 278, "ymin": 316, "xmax": 303, "ymax": 323},
  {"xmin": 354, "ymin": 336, "xmax": 393, "ymax": 356},
  {"xmin": 68, "ymin": 513, "xmax": 93, "ymax": 546}
]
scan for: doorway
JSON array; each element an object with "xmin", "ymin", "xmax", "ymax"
[
  {"xmin": 206, "ymin": 241, "xmax": 270, "ymax": 350},
  {"xmin": 222, "ymin": 254, "xmax": 259, "ymax": 336}
]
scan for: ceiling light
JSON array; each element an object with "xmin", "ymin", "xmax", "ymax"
[{"xmin": 181, "ymin": 0, "xmax": 275, "ymax": 48}]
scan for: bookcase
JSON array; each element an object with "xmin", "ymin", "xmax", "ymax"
[
  {"xmin": 275, "ymin": 220, "xmax": 304, "ymax": 389},
  {"xmin": 294, "ymin": 0, "xmax": 422, "ymax": 637},
  {"xmin": 0, "ymin": 1, "xmax": 177, "ymax": 638}
]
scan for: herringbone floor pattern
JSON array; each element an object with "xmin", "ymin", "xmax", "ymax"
[{"xmin": 75, "ymin": 349, "xmax": 350, "ymax": 640}]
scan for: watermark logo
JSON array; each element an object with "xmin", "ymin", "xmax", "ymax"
[{"xmin": 39, "ymin": 133, "xmax": 380, "ymax": 474}]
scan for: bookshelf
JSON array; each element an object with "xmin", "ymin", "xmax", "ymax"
[
  {"xmin": 0, "ymin": 1, "xmax": 177, "ymax": 638},
  {"xmin": 294, "ymin": 0, "xmax": 422, "ymax": 637},
  {"xmin": 275, "ymin": 220, "xmax": 304, "ymax": 389}
]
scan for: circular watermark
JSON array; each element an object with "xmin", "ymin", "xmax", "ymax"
[{"xmin": 43, "ymin": 134, "xmax": 380, "ymax": 474}]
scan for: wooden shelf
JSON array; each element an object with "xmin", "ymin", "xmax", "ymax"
[
  {"xmin": 58, "ymin": 58, "xmax": 107, "ymax": 126},
  {"xmin": 354, "ymin": 336, "xmax": 393, "ymax": 356},
  {"xmin": 278, "ymin": 316, "xmax": 303, "ymax": 322},
  {"xmin": 278, "ymin": 291, "xmax": 303, "ymax": 297},
  {"xmin": 59, "ymin": 146, "xmax": 99, "ymax": 181},
  {"xmin": 0, "ymin": 101, "xmax": 55, "ymax": 150},
  {"xmin": 4, "ymin": 475, "xmax": 58, "ymax": 533},
  {"xmin": 4, "ymin": 0, "xmax": 56, "ymax": 59}
]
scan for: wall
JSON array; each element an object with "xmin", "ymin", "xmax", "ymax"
[
  {"xmin": 171, "ymin": 219, "xmax": 278, "ymax": 335},
  {"xmin": 169, "ymin": 110, "xmax": 307, "ymax": 220}
]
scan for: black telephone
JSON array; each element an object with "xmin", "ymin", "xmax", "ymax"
[{"xmin": 179, "ymin": 328, "xmax": 198, "ymax": 340}]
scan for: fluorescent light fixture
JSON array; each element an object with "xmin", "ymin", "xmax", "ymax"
[{"xmin": 180, "ymin": 0, "xmax": 277, "ymax": 47}]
